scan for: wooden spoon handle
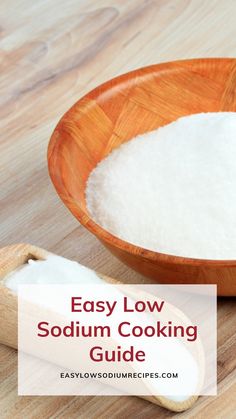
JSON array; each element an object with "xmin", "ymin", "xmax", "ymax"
[{"xmin": 0, "ymin": 243, "xmax": 198, "ymax": 412}]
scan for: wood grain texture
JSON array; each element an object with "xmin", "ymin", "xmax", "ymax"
[
  {"xmin": 1, "ymin": 0, "xmax": 236, "ymax": 418},
  {"xmin": 0, "ymin": 243, "xmax": 200, "ymax": 413},
  {"xmin": 48, "ymin": 58, "xmax": 236, "ymax": 297}
]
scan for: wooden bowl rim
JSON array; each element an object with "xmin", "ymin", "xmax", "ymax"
[{"xmin": 48, "ymin": 57, "xmax": 236, "ymax": 268}]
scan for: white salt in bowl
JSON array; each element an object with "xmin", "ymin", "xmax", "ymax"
[{"xmin": 48, "ymin": 58, "xmax": 236, "ymax": 296}]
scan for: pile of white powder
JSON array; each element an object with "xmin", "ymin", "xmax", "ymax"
[{"xmin": 86, "ymin": 112, "xmax": 236, "ymax": 259}]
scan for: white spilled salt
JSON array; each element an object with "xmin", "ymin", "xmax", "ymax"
[
  {"xmin": 5, "ymin": 255, "xmax": 103, "ymax": 293},
  {"xmin": 86, "ymin": 112, "xmax": 236, "ymax": 259}
]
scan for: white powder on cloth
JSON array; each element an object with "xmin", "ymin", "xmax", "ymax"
[{"xmin": 86, "ymin": 112, "xmax": 236, "ymax": 260}]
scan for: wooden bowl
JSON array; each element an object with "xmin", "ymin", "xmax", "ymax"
[{"xmin": 48, "ymin": 58, "xmax": 236, "ymax": 296}]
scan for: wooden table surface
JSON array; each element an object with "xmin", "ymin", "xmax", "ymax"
[{"xmin": 1, "ymin": 1, "xmax": 236, "ymax": 418}]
